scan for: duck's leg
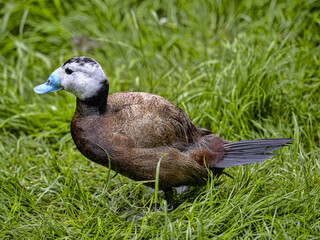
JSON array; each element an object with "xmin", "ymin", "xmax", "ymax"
[{"xmin": 164, "ymin": 188, "xmax": 174, "ymax": 210}]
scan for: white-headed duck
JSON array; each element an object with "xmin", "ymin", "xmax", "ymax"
[{"xmin": 34, "ymin": 57, "xmax": 292, "ymax": 202}]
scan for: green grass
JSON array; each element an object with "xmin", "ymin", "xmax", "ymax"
[{"xmin": 1, "ymin": 0, "xmax": 320, "ymax": 238}]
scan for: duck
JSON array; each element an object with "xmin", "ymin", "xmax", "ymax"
[{"xmin": 34, "ymin": 56, "xmax": 292, "ymax": 203}]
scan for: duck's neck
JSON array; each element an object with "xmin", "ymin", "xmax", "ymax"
[{"xmin": 75, "ymin": 82, "xmax": 109, "ymax": 116}]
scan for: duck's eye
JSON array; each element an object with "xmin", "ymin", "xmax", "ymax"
[{"xmin": 65, "ymin": 68, "xmax": 74, "ymax": 75}]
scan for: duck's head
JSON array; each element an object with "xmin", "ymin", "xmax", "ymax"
[{"xmin": 34, "ymin": 56, "xmax": 109, "ymax": 101}]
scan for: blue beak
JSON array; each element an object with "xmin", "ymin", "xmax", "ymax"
[{"xmin": 34, "ymin": 71, "xmax": 62, "ymax": 94}]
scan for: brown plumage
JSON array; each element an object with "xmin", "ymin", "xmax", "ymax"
[
  {"xmin": 71, "ymin": 91, "xmax": 227, "ymax": 190},
  {"xmin": 34, "ymin": 56, "xmax": 292, "ymax": 201}
]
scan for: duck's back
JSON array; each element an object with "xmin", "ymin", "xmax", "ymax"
[{"xmin": 105, "ymin": 92, "xmax": 204, "ymax": 149}]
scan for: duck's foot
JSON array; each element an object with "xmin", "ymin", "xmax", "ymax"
[
  {"xmin": 175, "ymin": 185, "xmax": 189, "ymax": 194},
  {"xmin": 125, "ymin": 202, "xmax": 174, "ymax": 222}
]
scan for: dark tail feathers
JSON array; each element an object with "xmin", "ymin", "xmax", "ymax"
[{"xmin": 213, "ymin": 138, "xmax": 293, "ymax": 168}]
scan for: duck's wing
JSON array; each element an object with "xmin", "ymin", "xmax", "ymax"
[{"xmin": 106, "ymin": 92, "xmax": 202, "ymax": 149}]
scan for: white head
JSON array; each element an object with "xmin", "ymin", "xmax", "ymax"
[{"xmin": 34, "ymin": 57, "xmax": 109, "ymax": 100}]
